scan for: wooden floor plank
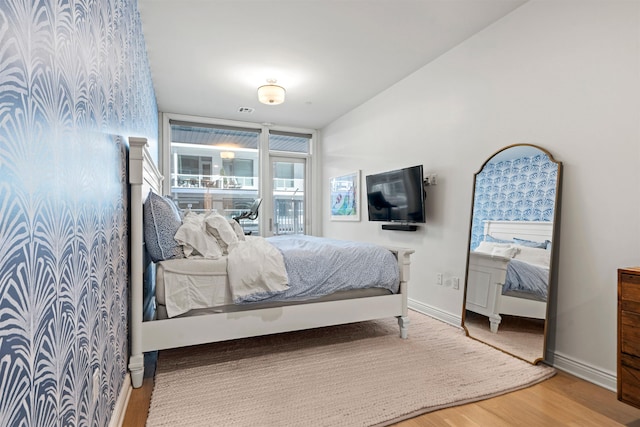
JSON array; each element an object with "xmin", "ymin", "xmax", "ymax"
[
  {"xmin": 537, "ymin": 373, "xmax": 640, "ymax": 424},
  {"xmin": 121, "ymin": 376, "xmax": 153, "ymax": 426}
]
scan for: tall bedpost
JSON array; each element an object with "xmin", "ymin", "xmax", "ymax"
[{"xmin": 128, "ymin": 137, "xmax": 147, "ymax": 388}]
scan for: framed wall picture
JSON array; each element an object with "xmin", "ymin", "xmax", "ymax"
[{"xmin": 330, "ymin": 170, "xmax": 360, "ymax": 221}]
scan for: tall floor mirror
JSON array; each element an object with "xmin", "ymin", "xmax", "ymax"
[{"xmin": 462, "ymin": 144, "xmax": 562, "ymax": 364}]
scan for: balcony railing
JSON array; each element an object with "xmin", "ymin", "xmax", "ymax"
[
  {"xmin": 272, "ymin": 178, "xmax": 302, "ymax": 191},
  {"xmin": 170, "ymin": 173, "xmax": 305, "ymax": 236},
  {"xmin": 273, "ymin": 199, "xmax": 304, "ymax": 235},
  {"xmin": 178, "ymin": 200, "xmax": 303, "ymax": 236},
  {"xmin": 172, "ymin": 173, "xmax": 256, "ymax": 189},
  {"xmin": 172, "ymin": 173, "xmax": 304, "ymax": 192}
]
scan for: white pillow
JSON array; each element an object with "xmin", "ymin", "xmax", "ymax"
[
  {"xmin": 475, "ymin": 241, "xmax": 510, "ymax": 254},
  {"xmin": 513, "ymin": 245, "xmax": 551, "ymax": 268},
  {"xmin": 204, "ymin": 212, "xmax": 239, "ymax": 254},
  {"xmin": 174, "ymin": 212, "xmax": 222, "ymax": 259},
  {"xmin": 228, "ymin": 220, "xmax": 246, "ymax": 241},
  {"xmin": 475, "ymin": 241, "xmax": 519, "ymax": 258},
  {"xmin": 491, "ymin": 245, "xmax": 519, "ymax": 258}
]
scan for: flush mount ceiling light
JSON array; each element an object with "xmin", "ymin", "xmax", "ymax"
[
  {"xmin": 257, "ymin": 79, "xmax": 285, "ymax": 105},
  {"xmin": 220, "ymin": 151, "xmax": 235, "ymax": 159}
]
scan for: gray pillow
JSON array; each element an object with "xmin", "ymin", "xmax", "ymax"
[
  {"xmin": 484, "ymin": 234, "xmax": 512, "ymax": 244},
  {"xmin": 143, "ymin": 191, "xmax": 184, "ymax": 262},
  {"xmin": 513, "ymin": 237, "xmax": 549, "ymax": 249}
]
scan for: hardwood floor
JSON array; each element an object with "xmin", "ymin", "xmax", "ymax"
[
  {"xmin": 122, "ymin": 358, "xmax": 640, "ymax": 427},
  {"xmin": 394, "ymin": 371, "xmax": 640, "ymax": 427}
]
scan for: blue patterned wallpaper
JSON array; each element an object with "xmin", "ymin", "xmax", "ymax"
[
  {"xmin": 0, "ymin": 0, "xmax": 157, "ymax": 425},
  {"xmin": 470, "ymin": 151, "xmax": 558, "ymax": 250}
]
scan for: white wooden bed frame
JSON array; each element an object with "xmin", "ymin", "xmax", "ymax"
[
  {"xmin": 465, "ymin": 220, "xmax": 552, "ymax": 333},
  {"xmin": 128, "ymin": 138, "xmax": 414, "ymax": 388}
]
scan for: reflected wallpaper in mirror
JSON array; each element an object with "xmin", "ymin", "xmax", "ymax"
[{"xmin": 462, "ymin": 144, "xmax": 562, "ymax": 364}]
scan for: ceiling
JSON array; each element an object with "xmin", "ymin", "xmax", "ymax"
[{"xmin": 138, "ymin": 0, "xmax": 527, "ymax": 130}]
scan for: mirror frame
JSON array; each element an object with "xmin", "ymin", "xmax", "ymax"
[{"xmin": 461, "ymin": 143, "xmax": 562, "ymax": 364}]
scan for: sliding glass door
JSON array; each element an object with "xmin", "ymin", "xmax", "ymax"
[{"xmin": 270, "ymin": 157, "xmax": 306, "ymax": 235}]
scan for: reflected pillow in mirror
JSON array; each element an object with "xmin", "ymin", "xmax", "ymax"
[
  {"xmin": 513, "ymin": 237, "xmax": 549, "ymax": 249},
  {"xmin": 475, "ymin": 241, "xmax": 517, "ymax": 257},
  {"xmin": 475, "ymin": 241, "xmax": 503, "ymax": 254},
  {"xmin": 491, "ymin": 245, "xmax": 519, "ymax": 258},
  {"xmin": 484, "ymin": 234, "xmax": 512, "ymax": 244},
  {"xmin": 513, "ymin": 245, "xmax": 551, "ymax": 268}
]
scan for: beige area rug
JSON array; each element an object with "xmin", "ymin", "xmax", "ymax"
[
  {"xmin": 464, "ymin": 310, "xmax": 546, "ymax": 363},
  {"xmin": 146, "ymin": 311, "xmax": 555, "ymax": 427}
]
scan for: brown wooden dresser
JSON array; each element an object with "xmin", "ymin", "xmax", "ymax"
[{"xmin": 618, "ymin": 267, "xmax": 640, "ymax": 409}]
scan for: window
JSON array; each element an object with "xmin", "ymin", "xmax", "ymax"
[
  {"xmin": 168, "ymin": 120, "xmax": 261, "ymax": 234},
  {"xmin": 161, "ymin": 114, "xmax": 317, "ymax": 237},
  {"xmin": 269, "ymin": 130, "xmax": 310, "ymax": 154}
]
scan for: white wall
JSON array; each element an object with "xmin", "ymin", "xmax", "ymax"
[{"xmin": 321, "ymin": 0, "xmax": 640, "ymax": 389}]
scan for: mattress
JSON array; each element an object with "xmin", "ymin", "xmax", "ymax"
[
  {"xmin": 156, "ymin": 256, "xmax": 394, "ymax": 319},
  {"xmin": 155, "ymin": 287, "xmax": 392, "ymax": 319}
]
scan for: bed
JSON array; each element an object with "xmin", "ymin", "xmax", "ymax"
[
  {"xmin": 465, "ymin": 220, "xmax": 553, "ymax": 333},
  {"xmin": 127, "ymin": 138, "xmax": 414, "ymax": 388}
]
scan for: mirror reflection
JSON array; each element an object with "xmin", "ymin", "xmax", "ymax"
[{"xmin": 462, "ymin": 144, "xmax": 561, "ymax": 364}]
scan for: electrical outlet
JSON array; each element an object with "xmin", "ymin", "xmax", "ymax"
[
  {"xmin": 452, "ymin": 277, "xmax": 460, "ymax": 290},
  {"xmin": 436, "ymin": 273, "xmax": 443, "ymax": 286},
  {"xmin": 93, "ymin": 369, "xmax": 100, "ymax": 400}
]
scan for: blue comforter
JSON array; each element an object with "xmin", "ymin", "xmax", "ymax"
[
  {"xmin": 236, "ymin": 235, "xmax": 400, "ymax": 303},
  {"xmin": 502, "ymin": 258, "xmax": 549, "ymax": 301}
]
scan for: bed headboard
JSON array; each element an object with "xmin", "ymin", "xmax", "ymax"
[{"xmin": 483, "ymin": 220, "xmax": 553, "ymax": 243}]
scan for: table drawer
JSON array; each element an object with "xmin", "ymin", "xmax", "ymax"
[
  {"xmin": 620, "ymin": 273, "xmax": 640, "ymax": 313},
  {"xmin": 619, "ymin": 354, "xmax": 640, "ymax": 409},
  {"xmin": 621, "ymin": 311, "xmax": 640, "ymax": 357},
  {"xmin": 621, "ymin": 272, "xmax": 640, "ymax": 285}
]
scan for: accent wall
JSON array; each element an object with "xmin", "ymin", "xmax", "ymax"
[{"xmin": 0, "ymin": 0, "xmax": 157, "ymax": 425}]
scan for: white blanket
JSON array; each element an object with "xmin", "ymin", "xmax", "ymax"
[{"xmin": 227, "ymin": 236, "xmax": 289, "ymax": 303}]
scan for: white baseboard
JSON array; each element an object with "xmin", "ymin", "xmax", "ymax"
[
  {"xmin": 547, "ymin": 350, "xmax": 617, "ymax": 392},
  {"xmin": 109, "ymin": 373, "xmax": 132, "ymax": 427},
  {"xmin": 409, "ymin": 299, "xmax": 618, "ymax": 392},
  {"xmin": 408, "ymin": 298, "xmax": 462, "ymax": 328}
]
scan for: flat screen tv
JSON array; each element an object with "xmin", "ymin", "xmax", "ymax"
[{"xmin": 366, "ymin": 165, "xmax": 426, "ymax": 223}]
